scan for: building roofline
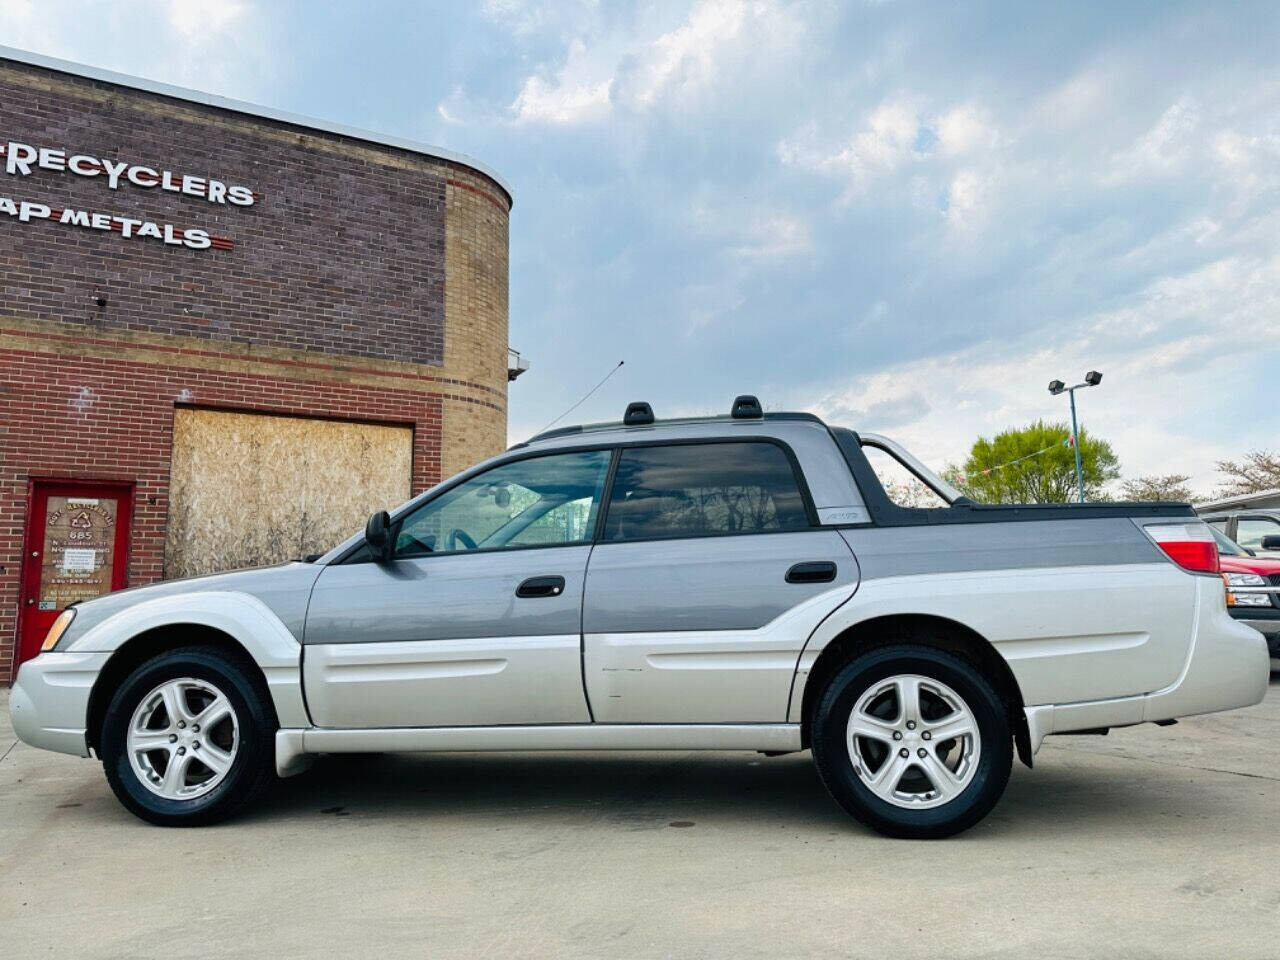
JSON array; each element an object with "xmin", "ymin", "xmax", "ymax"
[
  {"xmin": 0, "ymin": 44, "xmax": 513, "ymax": 206},
  {"xmin": 1194, "ymin": 487, "xmax": 1280, "ymax": 512}
]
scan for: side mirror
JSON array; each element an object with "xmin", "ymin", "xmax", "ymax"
[
  {"xmin": 1259, "ymin": 534, "xmax": 1280, "ymax": 551},
  {"xmin": 364, "ymin": 510, "xmax": 394, "ymax": 562}
]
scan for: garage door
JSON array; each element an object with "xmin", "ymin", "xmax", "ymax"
[{"xmin": 166, "ymin": 409, "xmax": 412, "ymax": 579}]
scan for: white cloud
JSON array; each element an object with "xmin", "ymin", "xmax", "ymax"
[
  {"xmin": 725, "ymin": 211, "xmax": 813, "ymax": 260},
  {"xmin": 1212, "ymin": 128, "xmax": 1280, "ymax": 197},
  {"xmin": 1108, "ymin": 98, "xmax": 1201, "ymax": 180},
  {"xmin": 779, "ymin": 96, "xmax": 1008, "ymax": 226},
  {"xmin": 0, "ymin": 0, "xmax": 269, "ymax": 99},
  {"xmin": 935, "ymin": 103, "xmax": 1000, "ymax": 156},
  {"xmin": 511, "ymin": 39, "xmax": 613, "ymax": 124},
  {"xmin": 778, "ymin": 97, "xmax": 924, "ymax": 194},
  {"xmin": 501, "ymin": 0, "xmax": 814, "ymax": 125},
  {"xmin": 809, "ymin": 249, "xmax": 1280, "ymax": 491},
  {"xmin": 943, "ymin": 168, "xmax": 987, "ymax": 227},
  {"xmin": 479, "ymin": 0, "xmax": 549, "ymax": 35},
  {"xmin": 620, "ymin": 0, "xmax": 805, "ymax": 108},
  {"xmin": 165, "ymin": 0, "xmax": 245, "ymax": 35},
  {"xmin": 1034, "ymin": 62, "xmax": 1122, "ymax": 130},
  {"xmin": 0, "ymin": 0, "xmax": 34, "ymax": 20}
]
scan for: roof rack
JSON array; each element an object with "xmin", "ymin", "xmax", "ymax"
[
  {"xmin": 519, "ymin": 395, "xmax": 826, "ymax": 446},
  {"xmin": 623, "ymin": 401, "xmax": 655, "ymax": 426}
]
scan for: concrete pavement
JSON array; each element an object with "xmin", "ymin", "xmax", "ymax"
[{"xmin": 2, "ymin": 677, "xmax": 1278, "ymax": 959}]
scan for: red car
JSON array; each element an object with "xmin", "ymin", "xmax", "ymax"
[{"xmin": 1213, "ymin": 526, "xmax": 1280, "ymax": 659}]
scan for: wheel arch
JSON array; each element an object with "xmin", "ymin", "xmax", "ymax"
[
  {"xmin": 85, "ymin": 624, "xmax": 276, "ymax": 754},
  {"xmin": 796, "ymin": 612, "xmax": 1033, "ymax": 766},
  {"xmin": 73, "ymin": 591, "xmax": 309, "ymax": 752}
]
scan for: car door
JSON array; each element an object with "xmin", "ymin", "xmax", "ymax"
[
  {"xmin": 582, "ymin": 440, "xmax": 858, "ymax": 723},
  {"xmin": 303, "ymin": 448, "xmax": 612, "ymax": 728},
  {"xmin": 1236, "ymin": 515, "xmax": 1280, "ymax": 557}
]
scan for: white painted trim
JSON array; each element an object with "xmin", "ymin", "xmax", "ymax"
[
  {"xmin": 275, "ymin": 730, "xmax": 311, "ymax": 778},
  {"xmin": 1023, "ymin": 705, "xmax": 1052, "ymax": 755},
  {"xmin": 0, "ymin": 45, "xmax": 513, "ymax": 204},
  {"xmin": 280, "ymin": 723, "xmax": 802, "ymax": 769}
]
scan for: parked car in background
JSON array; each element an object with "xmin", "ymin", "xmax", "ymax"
[
  {"xmin": 1199, "ymin": 507, "xmax": 1280, "ymax": 558},
  {"xmin": 1211, "ymin": 526, "xmax": 1280, "ymax": 660},
  {"xmin": 9, "ymin": 397, "xmax": 1270, "ymax": 839}
]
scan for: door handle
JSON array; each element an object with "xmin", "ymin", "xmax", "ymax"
[
  {"xmin": 786, "ymin": 561, "xmax": 837, "ymax": 584},
  {"xmin": 516, "ymin": 575, "xmax": 566, "ymax": 598}
]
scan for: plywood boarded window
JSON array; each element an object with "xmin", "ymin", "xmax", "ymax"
[{"xmin": 166, "ymin": 409, "xmax": 412, "ymax": 579}]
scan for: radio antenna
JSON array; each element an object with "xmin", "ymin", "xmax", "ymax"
[{"xmin": 535, "ymin": 360, "xmax": 625, "ymax": 436}]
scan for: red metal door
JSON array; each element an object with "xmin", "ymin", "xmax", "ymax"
[{"xmin": 17, "ymin": 481, "xmax": 133, "ymax": 666}]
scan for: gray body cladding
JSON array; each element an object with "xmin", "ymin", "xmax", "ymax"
[
  {"xmin": 842, "ymin": 517, "xmax": 1166, "ymax": 581},
  {"xmin": 60, "ymin": 563, "xmax": 322, "ymax": 647}
]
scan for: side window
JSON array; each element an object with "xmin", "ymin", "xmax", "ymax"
[
  {"xmin": 1236, "ymin": 517, "xmax": 1280, "ymax": 550},
  {"xmin": 603, "ymin": 442, "xmax": 810, "ymax": 542},
  {"xmin": 394, "ymin": 450, "xmax": 611, "ymax": 557}
]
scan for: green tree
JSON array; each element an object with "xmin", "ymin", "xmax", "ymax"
[
  {"xmin": 1119, "ymin": 474, "xmax": 1196, "ymax": 503},
  {"xmin": 955, "ymin": 419, "xmax": 1120, "ymax": 504}
]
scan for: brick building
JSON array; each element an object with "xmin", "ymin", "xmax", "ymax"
[{"xmin": 0, "ymin": 47, "xmax": 516, "ymax": 680}]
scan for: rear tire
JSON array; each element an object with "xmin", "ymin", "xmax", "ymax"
[
  {"xmin": 100, "ymin": 646, "xmax": 276, "ymax": 826},
  {"xmin": 810, "ymin": 644, "xmax": 1012, "ymax": 839}
]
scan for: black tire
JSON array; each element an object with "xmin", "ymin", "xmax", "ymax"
[
  {"xmin": 810, "ymin": 644, "xmax": 1012, "ymax": 839},
  {"xmin": 100, "ymin": 645, "xmax": 277, "ymax": 826}
]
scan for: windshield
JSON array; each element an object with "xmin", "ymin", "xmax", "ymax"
[{"xmin": 1211, "ymin": 526, "xmax": 1248, "ymax": 557}]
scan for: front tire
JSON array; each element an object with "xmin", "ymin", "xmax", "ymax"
[
  {"xmin": 100, "ymin": 646, "xmax": 277, "ymax": 826},
  {"xmin": 811, "ymin": 644, "xmax": 1012, "ymax": 839}
]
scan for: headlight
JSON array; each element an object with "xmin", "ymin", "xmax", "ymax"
[
  {"xmin": 1222, "ymin": 574, "xmax": 1274, "ymax": 608},
  {"xmin": 40, "ymin": 608, "xmax": 76, "ymax": 652},
  {"xmin": 1224, "ymin": 572, "xmax": 1267, "ymax": 587},
  {"xmin": 1223, "ymin": 593, "xmax": 1274, "ymax": 609}
]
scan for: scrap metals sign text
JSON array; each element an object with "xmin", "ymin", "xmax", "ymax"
[{"xmin": 0, "ymin": 140, "xmax": 255, "ymax": 251}]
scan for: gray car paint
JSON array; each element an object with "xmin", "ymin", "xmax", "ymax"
[
  {"xmin": 304, "ymin": 546, "xmax": 592, "ymax": 645},
  {"xmin": 582, "ymin": 531, "xmax": 856, "ymax": 634},
  {"xmin": 58, "ymin": 562, "xmax": 323, "ymax": 648},
  {"xmin": 56, "ymin": 436, "xmax": 1163, "ymax": 655},
  {"xmin": 841, "ymin": 517, "xmax": 1167, "ymax": 581}
]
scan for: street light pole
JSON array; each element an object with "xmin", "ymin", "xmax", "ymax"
[
  {"xmin": 1048, "ymin": 371, "xmax": 1103, "ymax": 504},
  {"xmin": 1067, "ymin": 386, "xmax": 1084, "ymax": 504}
]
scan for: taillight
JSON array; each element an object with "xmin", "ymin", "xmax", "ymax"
[{"xmin": 1145, "ymin": 522, "xmax": 1219, "ymax": 575}]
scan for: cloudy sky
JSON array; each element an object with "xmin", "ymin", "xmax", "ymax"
[{"xmin": 3, "ymin": 0, "xmax": 1279, "ymax": 494}]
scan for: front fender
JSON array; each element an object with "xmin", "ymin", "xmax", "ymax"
[{"xmin": 65, "ymin": 590, "xmax": 309, "ymax": 729}]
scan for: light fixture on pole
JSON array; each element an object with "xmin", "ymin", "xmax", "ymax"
[{"xmin": 1048, "ymin": 371, "xmax": 1103, "ymax": 503}]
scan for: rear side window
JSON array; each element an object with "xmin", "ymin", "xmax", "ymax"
[
  {"xmin": 1236, "ymin": 516, "xmax": 1280, "ymax": 550},
  {"xmin": 602, "ymin": 442, "xmax": 810, "ymax": 541}
]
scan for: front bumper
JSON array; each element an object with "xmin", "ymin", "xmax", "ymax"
[
  {"xmin": 8, "ymin": 652, "xmax": 111, "ymax": 758},
  {"xmin": 1228, "ymin": 608, "xmax": 1280, "ymax": 655}
]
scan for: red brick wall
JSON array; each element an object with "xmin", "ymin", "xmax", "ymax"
[
  {"xmin": 0, "ymin": 346, "xmax": 460, "ymax": 682},
  {"xmin": 0, "ymin": 57, "xmax": 511, "ymax": 683},
  {"xmin": 0, "ymin": 59, "xmax": 449, "ymax": 365}
]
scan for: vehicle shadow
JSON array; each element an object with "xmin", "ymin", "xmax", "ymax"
[
  {"xmin": 255, "ymin": 751, "xmax": 848, "ymax": 831},
  {"xmin": 249, "ymin": 746, "xmax": 1240, "ymax": 839}
]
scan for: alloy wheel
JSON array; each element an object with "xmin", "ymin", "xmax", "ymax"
[
  {"xmin": 846, "ymin": 673, "xmax": 981, "ymax": 809},
  {"xmin": 126, "ymin": 677, "xmax": 240, "ymax": 801}
]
